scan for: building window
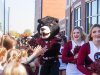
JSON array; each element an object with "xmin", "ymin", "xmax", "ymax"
[
  {"xmin": 92, "ymin": 1, "xmax": 97, "ymax": 16},
  {"xmin": 99, "ymin": 0, "xmax": 100, "ymax": 15},
  {"xmin": 74, "ymin": 6, "xmax": 81, "ymax": 27},
  {"xmin": 98, "ymin": 0, "xmax": 100, "ymax": 24},
  {"xmin": 86, "ymin": 0, "xmax": 100, "ymax": 33},
  {"xmin": 99, "ymin": 16, "xmax": 100, "ymax": 24},
  {"xmin": 67, "ymin": 0, "xmax": 69, "ymax": 5}
]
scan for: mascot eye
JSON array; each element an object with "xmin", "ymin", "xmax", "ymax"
[
  {"xmin": 41, "ymin": 24, "xmax": 43, "ymax": 27},
  {"xmin": 49, "ymin": 23, "xmax": 54, "ymax": 27}
]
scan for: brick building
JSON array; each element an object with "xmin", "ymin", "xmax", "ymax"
[{"xmin": 66, "ymin": 0, "xmax": 100, "ymax": 39}]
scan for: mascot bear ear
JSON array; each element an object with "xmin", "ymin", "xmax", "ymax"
[
  {"xmin": 46, "ymin": 16, "xmax": 59, "ymax": 23},
  {"xmin": 38, "ymin": 19, "xmax": 44, "ymax": 24},
  {"xmin": 38, "ymin": 16, "xmax": 59, "ymax": 24}
]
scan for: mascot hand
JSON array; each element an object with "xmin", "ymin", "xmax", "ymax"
[
  {"xmin": 40, "ymin": 46, "xmax": 47, "ymax": 56},
  {"xmin": 33, "ymin": 45, "xmax": 45, "ymax": 57}
]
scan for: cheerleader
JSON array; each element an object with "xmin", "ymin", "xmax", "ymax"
[
  {"xmin": 77, "ymin": 24, "xmax": 100, "ymax": 75},
  {"xmin": 62, "ymin": 27, "xmax": 86, "ymax": 75}
]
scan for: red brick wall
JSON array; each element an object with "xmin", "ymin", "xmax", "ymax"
[{"xmin": 42, "ymin": 0, "xmax": 66, "ymax": 19}]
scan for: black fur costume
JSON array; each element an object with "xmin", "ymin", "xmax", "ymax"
[{"xmin": 37, "ymin": 16, "xmax": 61, "ymax": 75}]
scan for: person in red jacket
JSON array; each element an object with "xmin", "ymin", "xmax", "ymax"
[
  {"xmin": 77, "ymin": 24, "xmax": 100, "ymax": 75},
  {"xmin": 62, "ymin": 26, "xmax": 86, "ymax": 75}
]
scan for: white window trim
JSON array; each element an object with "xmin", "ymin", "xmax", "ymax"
[{"xmin": 71, "ymin": 1, "xmax": 81, "ymax": 11}]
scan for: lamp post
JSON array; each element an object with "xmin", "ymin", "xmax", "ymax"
[
  {"xmin": 41, "ymin": 0, "xmax": 42, "ymax": 18},
  {"xmin": 8, "ymin": 7, "xmax": 10, "ymax": 34},
  {"xmin": 4, "ymin": 0, "xmax": 5, "ymax": 34}
]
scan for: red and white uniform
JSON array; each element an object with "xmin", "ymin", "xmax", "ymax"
[
  {"xmin": 77, "ymin": 41, "xmax": 100, "ymax": 75},
  {"xmin": 62, "ymin": 40, "xmax": 84, "ymax": 75}
]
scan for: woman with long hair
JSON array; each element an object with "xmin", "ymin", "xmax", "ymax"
[
  {"xmin": 62, "ymin": 26, "xmax": 86, "ymax": 75},
  {"xmin": 77, "ymin": 24, "xmax": 100, "ymax": 75}
]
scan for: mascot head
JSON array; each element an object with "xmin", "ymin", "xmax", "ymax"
[{"xmin": 37, "ymin": 16, "xmax": 60, "ymax": 40}]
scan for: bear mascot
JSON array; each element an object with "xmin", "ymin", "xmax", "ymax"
[{"xmin": 35, "ymin": 16, "xmax": 61, "ymax": 75}]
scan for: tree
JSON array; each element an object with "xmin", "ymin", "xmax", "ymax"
[
  {"xmin": 22, "ymin": 29, "xmax": 32, "ymax": 37},
  {"xmin": 9, "ymin": 30, "xmax": 20, "ymax": 38}
]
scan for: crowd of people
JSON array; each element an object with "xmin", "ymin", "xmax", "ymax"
[
  {"xmin": 0, "ymin": 24, "xmax": 100, "ymax": 75},
  {"xmin": 0, "ymin": 34, "xmax": 45, "ymax": 75}
]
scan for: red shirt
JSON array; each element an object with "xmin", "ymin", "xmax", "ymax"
[
  {"xmin": 62, "ymin": 41, "xmax": 76, "ymax": 64},
  {"xmin": 77, "ymin": 42, "xmax": 93, "ymax": 75}
]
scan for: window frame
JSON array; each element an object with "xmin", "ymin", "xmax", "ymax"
[
  {"xmin": 74, "ymin": 6, "xmax": 81, "ymax": 27},
  {"xmin": 85, "ymin": 0, "xmax": 100, "ymax": 34}
]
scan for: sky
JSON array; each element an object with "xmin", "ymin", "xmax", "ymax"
[{"xmin": 7, "ymin": 0, "xmax": 35, "ymax": 34}]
